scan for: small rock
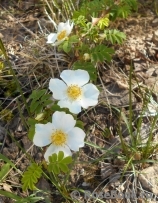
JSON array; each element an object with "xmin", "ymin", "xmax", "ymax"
[
  {"xmin": 138, "ymin": 165, "xmax": 158, "ymax": 194},
  {"xmin": 152, "ymin": 30, "xmax": 158, "ymax": 45},
  {"xmin": 152, "ymin": 18, "xmax": 158, "ymax": 27}
]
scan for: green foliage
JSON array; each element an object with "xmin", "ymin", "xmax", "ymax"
[
  {"xmin": 91, "ymin": 45, "xmax": 114, "ymax": 62},
  {"xmin": 104, "ymin": 29, "xmax": 126, "ymax": 44},
  {"xmin": 76, "ymin": 120, "xmax": 84, "ymax": 129},
  {"xmin": 73, "ymin": 61, "xmax": 97, "ymax": 81},
  {"xmin": 29, "ymin": 89, "xmax": 52, "ymax": 115},
  {"xmin": 73, "ymin": 0, "xmax": 111, "ymax": 18},
  {"xmin": 0, "ymin": 163, "xmax": 10, "ymax": 182},
  {"xmin": 48, "ymin": 151, "xmax": 72, "ymax": 174},
  {"xmin": 98, "ymin": 17, "xmax": 109, "ymax": 29},
  {"xmin": 58, "ymin": 35, "xmax": 79, "ymax": 53},
  {"xmin": 0, "ymin": 108, "xmax": 13, "ymax": 122},
  {"xmin": 21, "ymin": 163, "xmax": 42, "ymax": 191}
]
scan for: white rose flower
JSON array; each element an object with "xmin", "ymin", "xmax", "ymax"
[
  {"xmin": 33, "ymin": 111, "xmax": 85, "ymax": 161},
  {"xmin": 47, "ymin": 20, "xmax": 73, "ymax": 46},
  {"xmin": 49, "ymin": 69, "xmax": 99, "ymax": 114}
]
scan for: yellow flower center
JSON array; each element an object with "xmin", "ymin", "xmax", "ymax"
[
  {"xmin": 67, "ymin": 85, "xmax": 82, "ymax": 101},
  {"xmin": 51, "ymin": 130, "xmax": 67, "ymax": 146},
  {"xmin": 57, "ymin": 30, "xmax": 67, "ymax": 41}
]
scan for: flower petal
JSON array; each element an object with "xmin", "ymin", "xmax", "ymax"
[
  {"xmin": 44, "ymin": 144, "xmax": 72, "ymax": 161},
  {"xmin": 52, "ymin": 111, "xmax": 76, "ymax": 132},
  {"xmin": 67, "ymin": 127, "xmax": 86, "ymax": 151},
  {"xmin": 64, "ymin": 20, "xmax": 73, "ymax": 35},
  {"xmin": 60, "ymin": 70, "xmax": 89, "ymax": 86},
  {"xmin": 58, "ymin": 100, "xmax": 81, "ymax": 114},
  {"xmin": 81, "ymin": 83, "xmax": 99, "ymax": 108},
  {"xmin": 52, "ymin": 39, "xmax": 65, "ymax": 46},
  {"xmin": 57, "ymin": 22, "xmax": 66, "ymax": 32},
  {"xmin": 47, "ymin": 33, "xmax": 57, "ymax": 44},
  {"xmin": 49, "ymin": 78, "xmax": 67, "ymax": 100},
  {"xmin": 33, "ymin": 123, "xmax": 54, "ymax": 147}
]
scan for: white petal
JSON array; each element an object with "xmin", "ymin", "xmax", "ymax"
[
  {"xmin": 67, "ymin": 127, "xmax": 86, "ymax": 151},
  {"xmin": 57, "ymin": 22, "xmax": 65, "ymax": 32},
  {"xmin": 58, "ymin": 100, "xmax": 81, "ymax": 114},
  {"xmin": 47, "ymin": 33, "xmax": 57, "ymax": 44},
  {"xmin": 60, "ymin": 70, "xmax": 89, "ymax": 86},
  {"xmin": 81, "ymin": 84, "xmax": 99, "ymax": 108},
  {"xmin": 52, "ymin": 111, "xmax": 76, "ymax": 132},
  {"xmin": 33, "ymin": 123, "xmax": 54, "ymax": 147},
  {"xmin": 44, "ymin": 144, "xmax": 72, "ymax": 161},
  {"xmin": 64, "ymin": 20, "xmax": 73, "ymax": 35},
  {"xmin": 52, "ymin": 39, "xmax": 65, "ymax": 46},
  {"xmin": 49, "ymin": 78, "xmax": 67, "ymax": 100}
]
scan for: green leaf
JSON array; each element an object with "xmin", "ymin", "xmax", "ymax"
[
  {"xmin": 28, "ymin": 125, "xmax": 35, "ymax": 141},
  {"xmin": 51, "ymin": 153, "xmax": 58, "ymax": 162},
  {"xmin": 52, "ymin": 164, "xmax": 60, "ymax": 174},
  {"xmin": 104, "ymin": 29, "xmax": 126, "ymax": 44},
  {"xmin": 21, "ymin": 163, "xmax": 42, "ymax": 191},
  {"xmin": 50, "ymin": 104, "xmax": 63, "ymax": 111},
  {"xmin": 29, "ymin": 89, "xmax": 47, "ymax": 100},
  {"xmin": 58, "ymin": 151, "xmax": 64, "ymax": 162},
  {"xmin": 69, "ymin": 35, "xmax": 79, "ymax": 43},
  {"xmin": 58, "ymin": 163, "xmax": 69, "ymax": 173},
  {"xmin": 76, "ymin": 120, "xmax": 84, "ymax": 129},
  {"xmin": 27, "ymin": 118, "xmax": 37, "ymax": 125},
  {"xmin": 30, "ymin": 102, "xmax": 39, "ymax": 113},
  {"xmin": 91, "ymin": 45, "xmax": 114, "ymax": 62},
  {"xmin": 40, "ymin": 94, "xmax": 51, "ymax": 102},
  {"xmin": 98, "ymin": 17, "xmax": 109, "ymax": 29},
  {"xmin": 61, "ymin": 156, "xmax": 72, "ymax": 164},
  {"xmin": 0, "ymin": 190, "xmax": 21, "ymax": 201},
  {"xmin": 0, "ymin": 163, "xmax": 10, "ymax": 182},
  {"xmin": 62, "ymin": 41, "xmax": 71, "ymax": 53}
]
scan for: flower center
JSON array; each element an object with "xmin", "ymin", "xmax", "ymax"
[
  {"xmin": 67, "ymin": 85, "xmax": 82, "ymax": 101},
  {"xmin": 51, "ymin": 130, "xmax": 67, "ymax": 146},
  {"xmin": 57, "ymin": 30, "xmax": 67, "ymax": 41}
]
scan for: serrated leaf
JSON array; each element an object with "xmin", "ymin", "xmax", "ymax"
[
  {"xmin": 50, "ymin": 104, "xmax": 63, "ymax": 111},
  {"xmin": 51, "ymin": 153, "xmax": 58, "ymax": 162},
  {"xmin": 40, "ymin": 94, "xmax": 51, "ymax": 102},
  {"xmin": 30, "ymin": 102, "xmax": 39, "ymax": 113},
  {"xmin": 52, "ymin": 164, "xmax": 60, "ymax": 174},
  {"xmin": 48, "ymin": 163, "xmax": 53, "ymax": 172},
  {"xmin": 69, "ymin": 35, "xmax": 79, "ymax": 43},
  {"xmin": 35, "ymin": 105, "xmax": 43, "ymax": 114},
  {"xmin": 58, "ymin": 163, "xmax": 69, "ymax": 173},
  {"xmin": 43, "ymin": 100, "xmax": 53, "ymax": 106},
  {"xmin": 58, "ymin": 151, "xmax": 64, "ymax": 162},
  {"xmin": 104, "ymin": 29, "xmax": 126, "ymax": 44},
  {"xmin": 61, "ymin": 156, "xmax": 72, "ymax": 164},
  {"xmin": 27, "ymin": 118, "xmax": 37, "ymax": 125},
  {"xmin": 21, "ymin": 163, "xmax": 42, "ymax": 191},
  {"xmin": 91, "ymin": 45, "xmax": 114, "ymax": 62},
  {"xmin": 29, "ymin": 89, "xmax": 46, "ymax": 100},
  {"xmin": 62, "ymin": 41, "xmax": 71, "ymax": 53}
]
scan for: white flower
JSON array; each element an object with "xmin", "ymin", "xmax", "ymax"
[
  {"xmin": 33, "ymin": 111, "xmax": 85, "ymax": 161},
  {"xmin": 47, "ymin": 20, "xmax": 73, "ymax": 46},
  {"xmin": 49, "ymin": 69, "xmax": 100, "ymax": 114}
]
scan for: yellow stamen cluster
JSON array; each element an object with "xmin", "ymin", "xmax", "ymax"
[
  {"xmin": 57, "ymin": 30, "xmax": 67, "ymax": 41},
  {"xmin": 51, "ymin": 130, "xmax": 67, "ymax": 146},
  {"xmin": 67, "ymin": 85, "xmax": 82, "ymax": 101}
]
